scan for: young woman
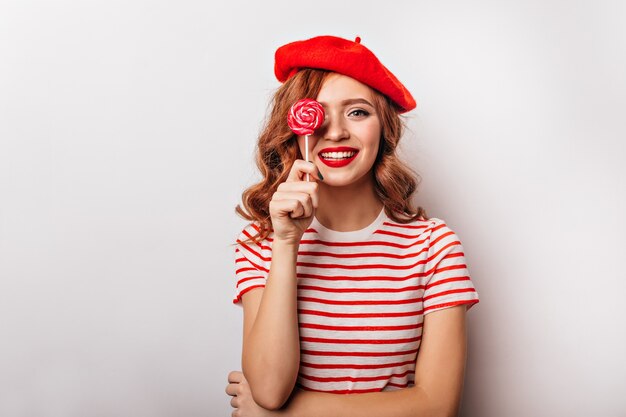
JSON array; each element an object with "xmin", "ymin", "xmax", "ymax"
[{"xmin": 225, "ymin": 35, "xmax": 479, "ymax": 417}]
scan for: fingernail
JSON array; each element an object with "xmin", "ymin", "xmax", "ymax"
[{"xmin": 317, "ymin": 169, "xmax": 324, "ymax": 181}]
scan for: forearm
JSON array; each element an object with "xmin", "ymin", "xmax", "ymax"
[
  {"xmin": 242, "ymin": 240, "xmax": 301, "ymax": 407},
  {"xmin": 283, "ymin": 386, "xmax": 448, "ymax": 417}
]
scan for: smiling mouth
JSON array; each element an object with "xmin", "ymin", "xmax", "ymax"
[{"xmin": 319, "ymin": 151, "xmax": 358, "ymax": 160}]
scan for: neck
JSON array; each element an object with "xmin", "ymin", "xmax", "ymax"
[{"xmin": 315, "ymin": 172, "xmax": 384, "ymax": 232}]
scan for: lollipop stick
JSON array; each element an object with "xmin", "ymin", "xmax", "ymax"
[{"xmin": 305, "ymin": 134, "xmax": 310, "ymax": 182}]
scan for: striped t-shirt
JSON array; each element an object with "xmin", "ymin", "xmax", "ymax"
[{"xmin": 232, "ymin": 207, "xmax": 479, "ymax": 394}]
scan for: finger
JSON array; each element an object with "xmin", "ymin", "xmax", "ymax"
[
  {"xmin": 290, "ymin": 196, "xmax": 313, "ymax": 218},
  {"xmin": 272, "ymin": 191, "xmax": 314, "ymax": 215},
  {"xmin": 286, "ymin": 160, "xmax": 321, "ymax": 183},
  {"xmin": 225, "ymin": 382, "xmax": 238, "ymax": 396},
  {"xmin": 275, "ymin": 182, "xmax": 319, "ymax": 208},
  {"xmin": 270, "ymin": 198, "xmax": 309, "ymax": 219},
  {"xmin": 228, "ymin": 371, "xmax": 243, "ymax": 383},
  {"xmin": 230, "ymin": 396, "xmax": 239, "ymax": 408}
]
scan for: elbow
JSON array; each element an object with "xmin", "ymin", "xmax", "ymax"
[
  {"xmin": 244, "ymin": 367, "xmax": 297, "ymax": 411},
  {"xmin": 437, "ymin": 397, "xmax": 461, "ymax": 417},
  {"xmin": 437, "ymin": 403, "xmax": 461, "ymax": 417},
  {"xmin": 422, "ymin": 405, "xmax": 457, "ymax": 417},
  {"xmin": 434, "ymin": 410, "xmax": 457, "ymax": 417},
  {"xmin": 430, "ymin": 402, "xmax": 460, "ymax": 417},
  {"xmin": 242, "ymin": 359, "xmax": 299, "ymax": 410},
  {"xmin": 413, "ymin": 385, "xmax": 460, "ymax": 417},
  {"xmin": 250, "ymin": 383, "xmax": 293, "ymax": 411}
]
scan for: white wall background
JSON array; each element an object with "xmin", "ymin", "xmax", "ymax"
[{"xmin": 1, "ymin": 1, "xmax": 624, "ymax": 416}]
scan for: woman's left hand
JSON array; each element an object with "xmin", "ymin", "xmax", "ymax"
[{"xmin": 225, "ymin": 370, "xmax": 284, "ymax": 417}]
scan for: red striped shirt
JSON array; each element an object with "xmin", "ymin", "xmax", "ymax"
[{"xmin": 233, "ymin": 208, "xmax": 479, "ymax": 393}]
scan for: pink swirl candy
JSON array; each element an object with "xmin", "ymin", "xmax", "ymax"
[{"xmin": 287, "ymin": 98, "xmax": 325, "ymax": 136}]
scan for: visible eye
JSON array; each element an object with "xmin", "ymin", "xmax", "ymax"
[{"xmin": 349, "ymin": 109, "xmax": 369, "ymax": 117}]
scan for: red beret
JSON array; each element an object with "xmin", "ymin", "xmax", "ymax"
[{"xmin": 274, "ymin": 35, "xmax": 416, "ymax": 113}]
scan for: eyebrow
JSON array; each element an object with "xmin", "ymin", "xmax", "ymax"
[{"xmin": 317, "ymin": 98, "xmax": 375, "ymax": 108}]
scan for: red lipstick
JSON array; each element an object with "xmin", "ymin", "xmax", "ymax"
[
  {"xmin": 319, "ymin": 146, "xmax": 358, "ymax": 153},
  {"xmin": 318, "ymin": 147, "xmax": 359, "ymax": 168}
]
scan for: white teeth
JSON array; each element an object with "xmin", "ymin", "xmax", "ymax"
[{"xmin": 320, "ymin": 151, "xmax": 356, "ymax": 159}]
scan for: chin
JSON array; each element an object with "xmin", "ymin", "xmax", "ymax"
[{"xmin": 325, "ymin": 174, "xmax": 369, "ymax": 188}]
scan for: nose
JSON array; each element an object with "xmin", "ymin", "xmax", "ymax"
[{"xmin": 320, "ymin": 112, "xmax": 349, "ymax": 141}]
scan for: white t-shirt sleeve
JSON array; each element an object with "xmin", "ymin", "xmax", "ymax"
[
  {"xmin": 232, "ymin": 223, "xmax": 270, "ymax": 306},
  {"xmin": 422, "ymin": 219, "xmax": 479, "ymax": 315}
]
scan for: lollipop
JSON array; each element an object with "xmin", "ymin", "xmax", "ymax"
[
  {"xmin": 288, "ymin": 98, "xmax": 325, "ymax": 135},
  {"xmin": 288, "ymin": 99, "xmax": 325, "ymax": 181}
]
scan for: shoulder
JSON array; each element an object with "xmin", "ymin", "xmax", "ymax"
[
  {"xmin": 418, "ymin": 218, "xmax": 469, "ymax": 265},
  {"xmin": 236, "ymin": 221, "xmax": 274, "ymax": 244},
  {"xmin": 381, "ymin": 213, "xmax": 448, "ymax": 237},
  {"xmin": 426, "ymin": 217, "xmax": 452, "ymax": 233},
  {"xmin": 235, "ymin": 221, "xmax": 275, "ymax": 259},
  {"xmin": 425, "ymin": 217, "xmax": 454, "ymax": 233},
  {"xmin": 233, "ymin": 222, "xmax": 274, "ymax": 274},
  {"xmin": 383, "ymin": 215, "xmax": 463, "ymax": 249}
]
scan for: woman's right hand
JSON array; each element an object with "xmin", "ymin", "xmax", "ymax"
[{"xmin": 269, "ymin": 159, "xmax": 322, "ymax": 245}]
